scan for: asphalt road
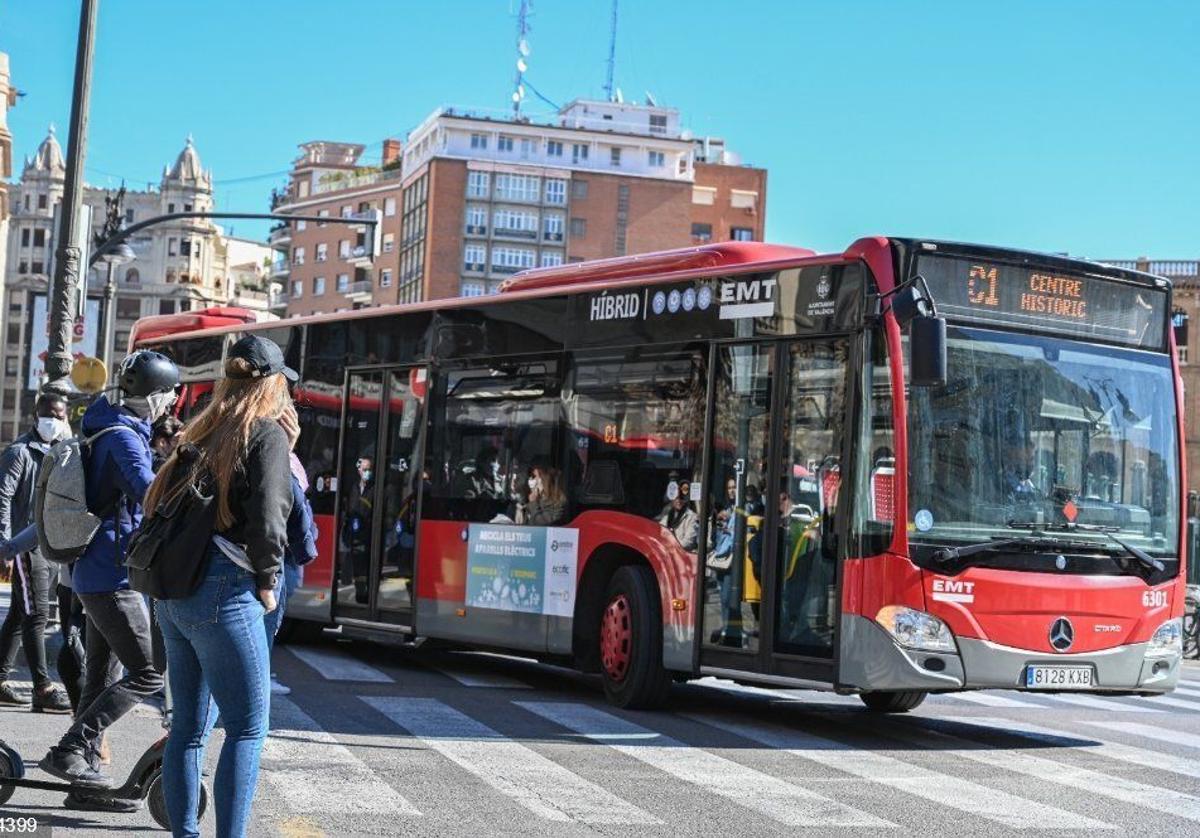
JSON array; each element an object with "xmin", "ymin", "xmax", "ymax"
[{"xmin": 2, "ymin": 589, "xmax": 1200, "ymax": 837}]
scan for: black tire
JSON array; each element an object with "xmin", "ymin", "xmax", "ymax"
[
  {"xmin": 599, "ymin": 565, "xmax": 671, "ymax": 709},
  {"xmin": 0, "ymin": 750, "xmax": 16, "ymax": 807},
  {"xmin": 859, "ymin": 690, "xmax": 927, "ymax": 712},
  {"xmin": 147, "ymin": 771, "xmax": 209, "ymax": 830}
]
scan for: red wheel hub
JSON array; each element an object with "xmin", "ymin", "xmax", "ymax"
[{"xmin": 600, "ymin": 593, "xmax": 632, "ymax": 683}]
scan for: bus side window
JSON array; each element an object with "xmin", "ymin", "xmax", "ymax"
[
  {"xmin": 567, "ymin": 350, "xmax": 706, "ymax": 545},
  {"xmin": 851, "ymin": 329, "xmax": 895, "ymax": 557}
]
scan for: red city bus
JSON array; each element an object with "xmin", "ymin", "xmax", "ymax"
[{"xmin": 131, "ymin": 237, "xmax": 1187, "ymax": 711}]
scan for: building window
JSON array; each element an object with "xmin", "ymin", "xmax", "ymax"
[
  {"xmin": 572, "ymin": 143, "xmax": 589, "ymax": 163},
  {"xmin": 569, "ymin": 217, "xmax": 587, "ymax": 238},
  {"xmin": 461, "ymin": 279, "xmax": 487, "ymax": 297},
  {"xmin": 544, "ymin": 178, "xmax": 566, "ymax": 205},
  {"xmin": 543, "ymin": 213, "xmax": 564, "ymax": 240},
  {"xmin": 470, "ymin": 133, "xmax": 488, "ymax": 150},
  {"xmin": 4, "ymin": 357, "xmax": 18, "ymax": 375},
  {"xmin": 183, "ymin": 203, "xmax": 193, "ymax": 213},
  {"xmin": 493, "ymin": 208, "xmax": 538, "ymax": 237},
  {"xmin": 540, "ymin": 250, "xmax": 564, "ymax": 268},
  {"xmin": 314, "ymin": 276, "xmax": 326, "ymax": 295},
  {"xmin": 293, "ymin": 246, "xmax": 305, "ymax": 265},
  {"xmin": 464, "ymin": 243, "xmax": 487, "ymax": 270},
  {"xmin": 691, "ymin": 223, "xmax": 713, "ymax": 242},
  {"xmin": 609, "ymin": 147, "xmax": 622, "ymax": 166},
  {"xmin": 731, "ymin": 227, "xmax": 754, "ymax": 241},
  {"xmin": 33, "ymin": 229, "xmax": 46, "ymax": 247},
  {"xmin": 730, "ymin": 189, "xmax": 758, "ymax": 210},
  {"xmin": 38, "ymin": 194, "xmax": 47, "ymax": 210},
  {"xmin": 647, "ymin": 150, "xmax": 665, "ymax": 167},
  {"xmin": 380, "ymin": 269, "xmax": 393, "ymax": 287},
  {"xmin": 692, "ymin": 186, "xmax": 716, "ymax": 205},
  {"xmin": 339, "ymin": 240, "xmax": 351, "ymax": 260},
  {"xmin": 315, "ymin": 243, "xmax": 328, "ymax": 262},
  {"xmin": 467, "ymin": 171, "xmax": 490, "ymax": 199},
  {"xmin": 465, "ymin": 204, "xmax": 488, "ymax": 233},
  {"xmin": 384, "ymin": 197, "xmax": 397, "ymax": 216},
  {"xmin": 519, "ymin": 138, "xmax": 533, "ymax": 158},
  {"xmin": 571, "ymin": 179, "xmax": 589, "ymax": 200},
  {"xmin": 494, "ymin": 173, "xmax": 540, "ymax": 202},
  {"xmin": 498, "ymin": 135, "xmax": 514, "ymax": 152},
  {"xmin": 490, "ymin": 246, "xmax": 536, "ymax": 273},
  {"xmin": 318, "ymin": 209, "xmax": 329, "ymax": 226},
  {"xmin": 340, "ymin": 205, "xmax": 351, "ymax": 218},
  {"xmin": 649, "ymin": 114, "xmax": 668, "ymax": 134},
  {"xmin": 158, "ymin": 300, "xmax": 174, "ymax": 316},
  {"xmin": 1178, "ymin": 346, "xmax": 1189, "ymax": 365},
  {"xmin": 382, "ymin": 233, "xmax": 395, "ymax": 253},
  {"xmin": 31, "ymin": 261, "xmax": 44, "ymax": 275},
  {"xmin": 168, "ymin": 202, "xmax": 175, "ymax": 213},
  {"xmin": 23, "ymin": 195, "xmax": 28, "ymax": 211},
  {"xmin": 20, "ymin": 228, "xmax": 29, "ymax": 247},
  {"xmin": 337, "ymin": 273, "xmax": 350, "ymax": 292},
  {"xmin": 116, "ymin": 298, "xmax": 142, "ymax": 319},
  {"xmin": 123, "ymin": 267, "xmax": 140, "ymax": 284},
  {"xmin": 17, "ymin": 261, "xmax": 27, "ymax": 274},
  {"xmin": 547, "ymin": 140, "xmax": 563, "ymax": 157},
  {"xmin": 296, "ymin": 219, "xmax": 307, "ymax": 231},
  {"xmin": 292, "ymin": 279, "xmax": 303, "ymax": 298}
]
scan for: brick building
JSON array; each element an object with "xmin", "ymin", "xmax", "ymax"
[{"xmin": 274, "ymin": 99, "xmax": 767, "ymax": 315}]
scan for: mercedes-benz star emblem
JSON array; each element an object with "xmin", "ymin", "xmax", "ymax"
[{"xmin": 1049, "ymin": 617, "xmax": 1074, "ymax": 652}]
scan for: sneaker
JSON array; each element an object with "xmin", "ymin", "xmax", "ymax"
[
  {"xmin": 0, "ymin": 682, "xmax": 30, "ymax": 706},
  {"xmin": 32, "ymin": 685, "xmax": 71, "ymax": 714},
  {"xmin": 270, "ymin": 677, "xmax": 292, "ymax": 696},
  {"xmin": 39, "ymin": 748, "xmax": 113, "ymax": 789},
  {"xmin": 64, "ymin": 791, "xmax": 142, "ymax": 813}
]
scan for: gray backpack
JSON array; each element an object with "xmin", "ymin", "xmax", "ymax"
[{"xmin": 34, "ymin": 426, "xmax": 135, "ymax": 564}]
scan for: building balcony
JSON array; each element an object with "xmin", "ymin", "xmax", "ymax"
[
  {"xmin": 344, "ymin": 280, "xmax": 373, "ymax": 300},
  {"xmin": 489, "ymin": 264, "xmax": 525, "ymax": 275},
  {"xmin": 463, "ymin": 261, "xmax": 486, "ymax": 274},
  {"xmin": 313, "ymin": 167, "xmax": 402, "ymax": 196},
  {"xmin": 464, "ymin": 224, "xmax": 488, "ymax": 237},
  {"xmin": 542, "ymin": 230, "xmax": 565, "ymax": 243},
  {"xmin": 268, "ymin": 223, "xmax": 291, "ymax": 248},
  {"xmin": 493, "ymin": 227, "xmax": 539, "ymax": 242},
  {"xmin": 270, "ymin": 259, "xmax": 290, "ymax": 278}
]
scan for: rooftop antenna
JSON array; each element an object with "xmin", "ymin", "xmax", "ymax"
[
  {"xmin": 511, "ymin": 0, "xmax": 532, "ymax": 118},
  {"xmin": 603, "ymin": 0, "xmax": 619, "ymax": 102}
]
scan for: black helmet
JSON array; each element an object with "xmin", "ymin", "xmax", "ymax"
[{"xmin": 118, "ymin": 350, "xmax": 180, "ymax": 397}]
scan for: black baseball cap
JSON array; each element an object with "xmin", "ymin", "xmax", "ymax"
[{"xmin": 227, "ymin": 335, "xmax": 298, "ymax": 382}]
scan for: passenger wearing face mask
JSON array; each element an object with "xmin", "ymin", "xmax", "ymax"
[
  {"xmin": 40, "ymin": 350, "xmax": 179, "ymax": 789},
  {"xmin": 0, "ymin": 393, "xmax": 73, "ymax": 714},
  {"xmin": 522, "ymin": 461, "xmax": 567, "ymax": 526}
]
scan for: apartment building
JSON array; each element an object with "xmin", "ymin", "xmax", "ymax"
[
  {"xmin": 275, "ymin": 98, "xmax": 767, "ymax": 313},
  {"xmin": 0, "ymin": 52, "xmax": 14, "ymax": 287}
]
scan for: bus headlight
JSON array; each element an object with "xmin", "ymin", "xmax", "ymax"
[
  {"xmin": 875, "ymin": 605, "xmax": 956, "ymax": 653},
  {"xmin": 1146, "ymin": 619, "xmax": 1182, "ymax": 657}
]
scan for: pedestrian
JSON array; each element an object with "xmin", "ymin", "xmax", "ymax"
[
  {"xmin": 148, "ymin": 335, "xmax": 295, "ymax": 838},
  {"xmin": 0, "ymin": 393, "xmax": 73, "ymax": 714},
  {"xmin": 264, "ymin": 448, "xmax": 319, "ymax": 696},
  {"xmin": 150, "ymin": 414, "xmax": 184, "ymax": 470},
  {"xmin": 39, "ymin": 351, "xmax": 179, "ymax": 789}
]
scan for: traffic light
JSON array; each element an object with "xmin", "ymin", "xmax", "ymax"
[{"xmin": 349, "ymin": 209, "xmax": 383, "ymax": 266}]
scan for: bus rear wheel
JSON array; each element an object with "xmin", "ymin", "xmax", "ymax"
[
  {"xmin": 599, "ymin": 566, "xmax": 671, "ymax": 709},
  {"xmin": 859, "ymin": 690, "xmax": 927, "ymax": 712}
]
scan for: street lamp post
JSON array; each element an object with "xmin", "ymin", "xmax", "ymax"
[
  {"xmin": 45, "ymin": 0, "xmax": 100, "ymax": 396},
  {"xmin": 98, "ymin": 242, "xmax": 134, "ymax": 373}
]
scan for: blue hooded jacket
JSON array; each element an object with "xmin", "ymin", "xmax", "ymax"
[
  {"xmin": 73, "ymin": 395, "xmax": 155, "ymax": 595},
  {"xmin": 286, "ymin": 474, "xmax": 318, "ymax": 566}
]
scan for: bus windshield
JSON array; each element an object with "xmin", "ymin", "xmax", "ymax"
[{"xmin": 907, "ymin": 326, "xmax": 1180, "ymax": 559}]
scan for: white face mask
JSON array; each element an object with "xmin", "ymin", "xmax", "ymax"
[
  {"xmin": 126, "ymin": 391, "xmax": 177, "ymax": 422},
  {"xmin": 36, "ymin": 416, "xmax": 68, "ymax": 443},
  {"xmin": 528, "ymin": 476, "xmax": 541, "ymax": 492}
]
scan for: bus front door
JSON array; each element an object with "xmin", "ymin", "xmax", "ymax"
[
  {"xmin": 699, "ymin": 339, "xmax": 847, "ymax": 682},
  {"xmin": 333, "ymin": 366, "xmax": 430, "ymax": 630}
]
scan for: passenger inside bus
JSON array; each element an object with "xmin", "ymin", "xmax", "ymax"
[
  {"xmin": 657, "ymin": 476, "xmax": 699, "ymax": 552},
  {"xmin": 519, "ymin": 461, "xmax": 568, "ymax": 526},
  {"xmin": 340, "ymin": 456, "xmax": 375, "ymax": 604}
]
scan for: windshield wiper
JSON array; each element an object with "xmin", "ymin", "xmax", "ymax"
[
  {"xmin": 1007, "ymin": 520, "xmax": 1165, "ymax": 573},
  {"xmin": 1104, "ymin": 532, "xmax": 1165, "ymax": 573},
  {"xmin": 930, "ymin": 535, "xmax": 1080, "ymax": 565}
]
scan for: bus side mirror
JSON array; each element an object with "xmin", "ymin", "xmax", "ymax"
[{"xmin": 910, "ymin": 315, "xmax": 947, "ymax": 388}]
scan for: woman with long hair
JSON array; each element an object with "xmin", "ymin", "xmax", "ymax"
[
  {"xmin": 524, "ymin": 461, "xmax": 567, "ymax": 526},
  {"xmin": 147, "ymin": 336, "xmax": 296, "ymax": 838}
]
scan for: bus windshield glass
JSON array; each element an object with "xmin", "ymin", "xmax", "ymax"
[{"xmin": 907, "ymin": 326, "xmax": 1179, "ymax": 559}]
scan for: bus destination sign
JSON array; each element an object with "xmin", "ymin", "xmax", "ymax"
[{"xmin": 916, "ymin": 255, "xmax": 1168, "ymax": 350}]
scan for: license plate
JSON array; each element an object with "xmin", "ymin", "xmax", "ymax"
[{"xmin": 1025, "ymin": 665, "xmax": 1094, "ymax": 689}]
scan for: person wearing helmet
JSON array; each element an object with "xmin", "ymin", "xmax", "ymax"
[{"xmin": 40, "ymin": 350, "xmax": 180, "ymax": 793}]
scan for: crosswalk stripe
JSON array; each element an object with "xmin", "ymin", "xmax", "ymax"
[
  {"xmin": 1087, "ymin": 721, "xmax": 1200, "ymax": 751},
  {"xmin": 1171, "ymin": 684, "xmax": 1200, "ymax": 697},
  {"xmin": 936, "ymin": 717, "xmax": 1200, "ymax": 780},
  {"xmin": 519, "ymin": 701, "xmax": 894, "ymax": 828},
  {"xmin": 288, "ymin": 646, "xmax": 394, "ymax": 683},
  {"xmin": 435, "ymin": 667, "xmax": 532, "ymax": 689},
  {"xmin": 263, "ymin": 697, "xmax": 419, "ymax": 815},
  {"xmin": 363, "ymin": 696, "xmax": 658, "ymax": 824},
  {"xmin": 684, "ymin": 712, "xmax": 1109, "ymax": 830},
  {"xmin": 1129, "ymin": 694, "xmax": 1200, "ymax": 711},
  {"xmin": 886, "ymin": 723, "xmax": 1200, "ymax": 824},
  {"xmin": 938, "ymin": 691, "xmax": 1046, "ymax": 709},
  {"xmin": 1035, "ymin": 693, "xmax": 1163, "ymax": 713}
]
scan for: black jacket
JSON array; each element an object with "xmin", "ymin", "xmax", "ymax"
[
  {"xmin": 0, "ymin": 430, "xmax": 49, "ymax": 549},
  {"xmin": 218, "ymin": 419, "xmax": 293, "ymax": 588}
]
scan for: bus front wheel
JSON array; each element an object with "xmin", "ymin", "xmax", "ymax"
[
  {"xmin": 859, "ymin": 690, "xmax": 927, "ymax": 712},
  {"xmin": 598, "ymin": 566, "xmax": 671, "ymax": 709}
]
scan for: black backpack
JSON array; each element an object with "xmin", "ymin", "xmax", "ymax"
[{"xmin": 125, "ymin": 448, "xmax": 218, "ymax": 599}]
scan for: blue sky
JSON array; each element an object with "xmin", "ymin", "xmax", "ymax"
[{"xmin": 2, "ymin": 0, "xmax": 1197, "ymax": 256}]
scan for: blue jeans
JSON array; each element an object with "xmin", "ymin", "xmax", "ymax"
[
  {"xmin": 156, "ymin": 546, "xmax": 270, "ymax": 838},
  {"xmin": 263, "ymin": 562, "xmax": 301, "ymax": 650}
]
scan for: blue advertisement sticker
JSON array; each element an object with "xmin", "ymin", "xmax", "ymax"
[{"xmin": 465, "ymin": 524, "xmax": 578, "ymax": 616}]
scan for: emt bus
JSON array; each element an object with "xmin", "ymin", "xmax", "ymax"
[{"xmin": 130, "ymin": 237, "xmax": 1187, "ymax": 711}]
